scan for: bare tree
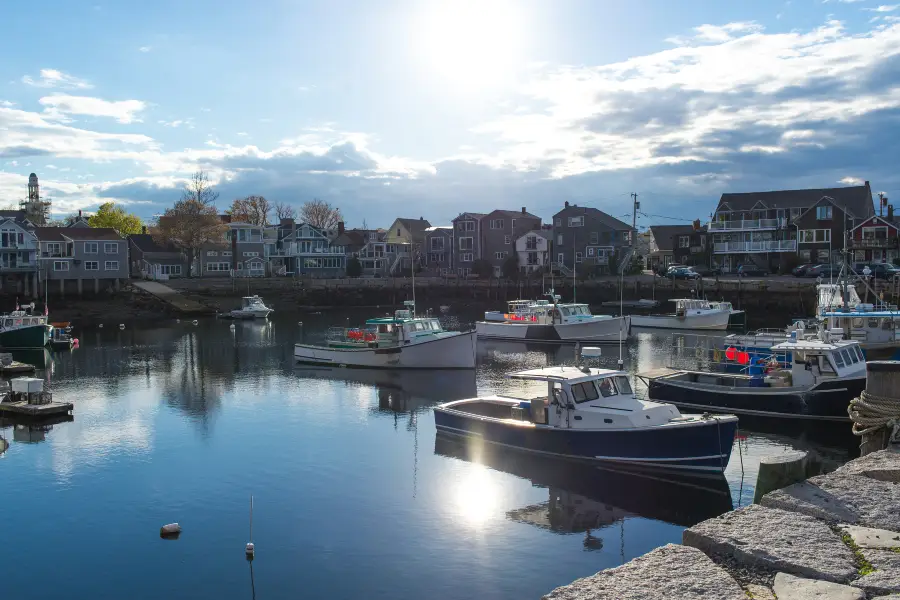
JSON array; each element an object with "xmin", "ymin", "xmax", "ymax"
[
  {"xmin": 361, "ymin": 219, "xmax": 368, "ymax": 230},
  {"xmin": 299, "ymin": 198, "xmax": 343, "ymax": 230},
  {"xmin": 227, "ymin": 195, "xmax": 271, "ymax": 225},
  {"xmin": 274, "ymin": 201, "xmax": 296, "ymax": 221},
  {"xmin": 154, "ymin": 171, "xmax": 226, "ymax": 277}
]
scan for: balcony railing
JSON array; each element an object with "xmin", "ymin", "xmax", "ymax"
[
  {"xmin": 713, "ymin": 240, "xmax": 797, "ymax": 253},
  {"xmin": 0, "ymin": 263, "xmax": 37, "ymax": 271},
  {"xmin": 849, "ymin": 238, "xmax": 898, "ymax": 249},
  {"xmin": 709, "ymin": 218, "xmax": 784, "ymax": 231}
]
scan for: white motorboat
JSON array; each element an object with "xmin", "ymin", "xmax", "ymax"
[
  {"xmin": 230, "ymin": 296, "xmax": 273, "ymax": 319},
  {"xmin": 294, "ymin": 302, "xmax": 476, "ymax": 369},
  {"xmin": 484, "ymin": 299, "xmax": 551, "ymax": 322},
  {"xmin": 630, "ymin": 299, "xmax": 738, "ymax": 330},
  {"xmin": 477, "ymin": 294, "xmax": 630, "ymax": 343}
]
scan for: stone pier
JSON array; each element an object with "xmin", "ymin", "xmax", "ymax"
[{"xmin": 542, "ymin": 448, "xmax": 900, "ymax": 599}]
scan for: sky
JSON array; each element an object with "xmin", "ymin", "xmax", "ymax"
[{"xmin": 1, "ymin": 0, "xmax": 899, "ymax": 229}]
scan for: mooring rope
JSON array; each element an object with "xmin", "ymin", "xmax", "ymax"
[{"xmin": 848, "ymin": 390, "xmax": 900, "ymax": 441}]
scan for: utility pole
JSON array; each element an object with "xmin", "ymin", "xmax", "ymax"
[
  {"xmin": 879, "ymin": 192, "xmax": 886, "ymax": 217},
  {"xmin": 630, "ymin": 193, "xmax": 639, "ymax": 246}
]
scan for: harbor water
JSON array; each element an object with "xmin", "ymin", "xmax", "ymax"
[{"xmin": 0, "ymin": 308, "xmax": 859, "ymax": 599}]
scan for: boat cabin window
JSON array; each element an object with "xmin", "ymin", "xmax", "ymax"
[
  {"xmin": 854, "ymin": 345, "xmax": 864, "ymax": 362},
  {"xmin": 869, "ymin": 318, "xmax": 879, "ymax": 329},
  {"xmin": 834, "ymin": 351, "xmax": 845, "ymax": 368},
  {"xmin": 430, "ymin": 320, "xmax": 442, "ymax": 331},
  {"xmin": 847, "ymin": 348, "xmax": 860, "ymax": 364},
  {"xmin": 793, "ymin": 350, "xmax": 806, "ymax": 364},
  {"xmin": 820, "ymin": 355, "xmax": 836, "ymax": 374},
  {"xmin": 597, "ymin": 377, "xmax": 618, "ymax": 398},
  {"xmin": 615, "ymin": 376, "xmax": 633, "ymax": 395},
  {"xmin": 377, "ymin": 324, "xmax": 394, "ymax": 333},
  {"xmin": 853, "ymin": 318, "xmax": 864, "ymax": 329},
  {"xmin": 412, "ymin": 322, "xmax": 427, "ymax": 332},
  {"xmin": 571, "ymin": 381, "xmax": 600, "ymax": 403},
  {"xmin": 559, "ymin": 307, "xmax": 570, "ymax": 316}
]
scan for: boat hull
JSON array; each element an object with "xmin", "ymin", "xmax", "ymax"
[
  {"xmin": 0, "ymin": 324, "xmax": 50, "ymax": 349},
  {"xmin": 294, "ymin": 331, "xmax": 477, "ymax": 369},
  {"xmin": 647, "ymin": 376, "xmax": 865, "ymax": 421},
  {"xmin": 475, "ymin": 316, "xmax": 630, "ymax": 343},
  {"xmin": 230, "ymin": 309, "xmax": 271, "ymax": 319},
  {"xmin": 631, "ymin": 310, "xmax": 731, "ymax": 330},
  {"xmin": 433, "ymin": 409, "xmax": 737, "ymax": 474}
]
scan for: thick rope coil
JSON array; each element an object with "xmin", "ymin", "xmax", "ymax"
[{"xmin": 848, "ymin": 390, "xmax": 900, "ymax": 442}]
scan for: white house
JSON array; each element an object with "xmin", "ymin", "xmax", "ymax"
[{"xmin": 516, "ymin": 230, "xmax": 552, "ymax": 274}]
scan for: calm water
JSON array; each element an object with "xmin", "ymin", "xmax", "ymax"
[{"xmin": 1, "ymin": 309, "xmax": 859, "ymax": 599}]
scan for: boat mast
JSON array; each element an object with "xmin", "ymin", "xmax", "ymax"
[{"xmin": 410, "ymin": 235, "xmax": 416, "ymax": 315}]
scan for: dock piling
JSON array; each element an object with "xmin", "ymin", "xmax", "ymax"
[{"xmin": 849, "ymin": 360, "xmax": 900, "ymax": 456}]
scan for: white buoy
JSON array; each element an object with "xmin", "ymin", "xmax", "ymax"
[
  {"xmin": 192, "ymin": 320, "xmax": 199, "ymax": 326},
  {"xmin": 98, "ymin": 324, "xmax": 104, "ymax": 329},
  {"xmin": 176, "ymin": 319, "xmax": 180, "ymax": 323},
  {"xmin": 245, "ymin": 495, "xmax": 255, "ymax": 560},
  {"xmin": 160, "ymin": 523, "xmax": 181, "ymax": 538},
  {"xmin": 119, "ymin": 324, "xmax": 125, "ymax": 330}
]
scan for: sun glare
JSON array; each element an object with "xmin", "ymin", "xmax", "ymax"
[
  {"xmin": 415, "ymin": 0, "xmax": 524, "ymax": 90},
  {"xmin": 453, "ymin": 466, "xmax": 499, "ymax": 527}
]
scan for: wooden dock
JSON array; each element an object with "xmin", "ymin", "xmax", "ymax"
[
  {"xmin": 0, "ymin": 362, "xmax": 35, "ymax": 375},
  {"xmin": 0, "ymin": 400, "xmax": 73, "ymax": 418}
]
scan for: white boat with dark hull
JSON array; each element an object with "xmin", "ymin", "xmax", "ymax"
[
  {"xmin": 641, "ymin": 331, "xmax": 867, "ymax": 421},
  {"xmin": 630, "ymin": 299, "xmax": 738, "ymax": 331},
  {"xmin": 294, "ymin": 302, "xmax": 476, "ymax": 369},
  {"xmin": 477, "ymin": 296, "xmax": 630, "ymax": 343},
  {"xmin": 434, "ymin": 361, "xmax": 738, "ymax": 474},
  {"xmin": 230, "ymin": 296, "xmax": 273, "ymax": 319}
]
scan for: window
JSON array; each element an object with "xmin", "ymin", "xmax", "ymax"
[
  {"xmin": 207, "ymin": 250, "xmax": 218, "ymax": 256},
  {"xmin": 557, "ymin": 234, "xmax": 563, "ymax": 246},
  {"xmin": 598, "ymin": 377, "xmax": 618, "ymax": 397},
  {"xmin": 458, "ymin": 237, "xmax": 473, "ymax": 250},
  {"xmin": 835, "ymin": 350, "xmax": 847, "ymax": 368},
  {"xmin": 428, "ymin": 252, "xmax": 445, "ymax": 263},
  {"xmin": 104, "ymin": 242, "xmax": 118, "ymax": 254},
  {"xmin": 790, "ymin": 207, "xmax": 802, "ymax": 220},
  {"xmin": 554, "ymin": 218, "xmax": 561, "ymax": 227},
  {"xmin": 819, "ymin": 249, "xmax": 830, "ymax": 262},
  {"xmin": 457, "ymin": 220, "xmax": 475, "ymax": 232},
  {"xmin": 558, "ymin": 253, "xmax": 564, "ymax": 264},
  {"xmin": 84, "ymin": 242, "xmax": 98, "ymax": 254},
  {"xmin": 590, "ymin": 232, "xmax": 598, "ymax": 244},
  {"xmin": 160, "ymin": 265, "xmax": 182, "ymax": 275},
  {"xmin": 575, "ymin": 252, "xmax": 583, "ymax": 263},
  {"xmin": 396, "ymin": 228, "xmax": 401, "ymax": 236},
  {"xmin": 799, "ymin": 229, "xmax": 830, "ymax": 243},
  {"xmin": 504, "ymin": 235, "xmax": 511, "ymax": 245},
  {"xmin": 799, "ymin": 249, "xmax": 811, "ymax": 261},
  {"xmin": 511, "ymin": 219, "xmax": 516, "ymax": 230},
  {"xmin": 494, "ymin": 251, "xmax": 506, "ymax": 260},
  {"xmin": 490, "ymin": 219, "xmax": 504, "ymax": 229},
  {"xmin": 615, "ymin": 376, "xmax": 633, "ymax": 395},
  {"xmin": 430, "ymin": 237, "xmax": 444, "ymax": 251},
  {"xmin": 862, "ymin": 226, "xmax": 888, "ymax": 240},
  {"xmin": 461, "ymin": 253, "xmax": 473, "ymax": 262},
  {"xmin": 571, "ymin": 382, "xmax": 599, "ymax": 403},
  {"xmin": 679, "ymin": 236, "xmax": 690, "ymax": 248},
  {"xmin": 104, "ymin": 261, "xmax": 119, "ymax": 271},
  {"xmin": 237, "ymin": 262, "xmax": 243, "ymax": 270},
  {"xmin": 223, "ymin": 251, "xmax": 232, "ymax": 257},
  {"xmin": 243, "ymin": 251, "xmax": 259, "ymax": 257},
  {"xmin": 206, "ymin": 262, "xmax": 230, "ymax": 272},
  {"xmin": 587, "ymin": 247, "xmax": 595, "ymax": 256},
  {"xmin": 45, "ymin": 242, "xmax": 62, "ymax": 256},
  {"xmin": 569, "ymin": 216, "xmax": 584, "ymax": 227},
  {"xmin": 84, "ymin": 261, "xmax": 99, "ymax": 271},
  {"xmin": 53, "ymin": 261, "xmax": 69, "ymax": 271},
  {"xmin": 302, "ymin": 257, "xmax": 343, "ymax": 268},
  {"xmin": 817, "ymin": 205, "xmax": 833, "ymax": 220}
]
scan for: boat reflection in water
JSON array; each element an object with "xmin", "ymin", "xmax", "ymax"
[
  {"xmin": 294, "ymin": 367, "xmax": 477, "ymax": 415},
  {"xmin": 0, "ymin": 413, "xmax": 73, "ymax": 444},
  {"xmin": 434, "ymin": 434, "xmax": 733, "ymax": 535}
]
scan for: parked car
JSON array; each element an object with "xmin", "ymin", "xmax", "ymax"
[
  {"xmin": 805, "ymin": 264, "xmax": 841, "ymax": 278},
  {"xmin": 792, "ymin": 263, "xmax": 815, "ymax": 277},
  {"xmin": 655, "ymin": 263, "xmax": 685, "ymax": 276},
  {"xmin": 864, "ymin": 263, "xmax": 900, "ymax": 280},
  {"xmin": 691, "ymin": 265, "xmax": 723, "ymax": 276},
  {"xmin": 665, "ymin": 267, "xmax": 701, "ymax": 280}
]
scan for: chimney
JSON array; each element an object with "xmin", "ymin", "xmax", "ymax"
[
  {"xmin": 521, "ymin": 206, "xmax": 526, "ymax": 214},
  {"xmin": 142, "ymin": 225, "xmax": 147, "ymax": 234},
  {"xmin": 865, "ymin": 180, "xmax": 870, "ymax": 187},
  {"xmin": 564, "ymin": 201, "xmax": 569, "ymax": 208},
  {"xmin": 419, "ymin": 216, "xmax": 424, "ymax": 220},
  {"xmin": 889, "ymin": 205, "xmax": 894, "ymax": 222},
  {"xmin": 78, "ymin": 210, "xmax": 82, "ymax": 218},
  {"xmin": 338, "ymin": 221, "xmax": 345, "ymax": 235}
]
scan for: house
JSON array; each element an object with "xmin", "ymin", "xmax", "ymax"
[
  {"xmin": 551, "ymin": 202, "xmax": 633, "ymax": 274},
  {"xmin": 848, "ymin": 209, "xmax": 899, "ymax": 265},
  {"xmin": 451, "ymin": 212, "xmax": 485, "ymax": 277},
  {"xmin": 385, "ymin": 217, "xmax": 431, "ymax": 248},
  {"xmin": 197, "ymin": 221, "xmax": 268, "ymax": 277},
  {"xmin": 36, "ymin": 227, "xmax": 128, "ymax": 294},
  {"xmin": 268, "ymin": 221, "xmax": 345, "ymax": 277},
  {"xmin": 127, "ymin": 229, "xmax": 188, "ymax": 279},
  {"xmin": 647, "ymin": 223, "xmax": 708, "ymax": 272},
  {"xmin": 481, "ymin": 208, "xmax": 542, "ymax": 276},
  {"xmin": 710, "ymin": 183, "xmax": 875, "ymax": 273},
  {"xmin": 0, "ymin": 210, "xmax": 39, "ymax": 296},
  {"xmin": 516, "ymin": 229, "xmax": 552, "ymax": 274},
  {"xmin": 423, "ymin": 226, "xmax": 453, "ymax": 274}
]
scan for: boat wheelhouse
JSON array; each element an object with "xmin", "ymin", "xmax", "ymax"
[
  {"xmin": 434, "ymin": 360, "xmax": 737, "ymax": 474},
  {"xmin": 0, "ymin": 310, "xmax": 51, "ymax": 349},
  {"xmin": 230, "ymin": 296, "xmax": 273, "ymax": 319},
  {"xmin": 630, "ymin": 298, "xmax": 738, "ymax": 330}
]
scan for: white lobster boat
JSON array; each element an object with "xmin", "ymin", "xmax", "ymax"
[
  {"xmin": 630, "ymin": 299, "xmax": 738, "ymax": 331},
  {"xmin": 294, "ymin": 302, "xmax": 476, "ymax": 369},
  {"xmin": 230, "ymin": 296, "xmax": 273, "ymax": 319},
  {"xmin": 476, "ymin": 295, "xmax": 629, "ymax": 343}
]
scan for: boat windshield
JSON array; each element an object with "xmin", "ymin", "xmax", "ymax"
[
  {"xmin": 615, "ymin": 376, "xmax": 633, "ymax": 395},
  {"xmin": 571, "ymin": 381, "xmax": 600, "ymax": 403},
  {"xmin": 598, "ymin": 377, "xmax": 617, "ymax": 397}
]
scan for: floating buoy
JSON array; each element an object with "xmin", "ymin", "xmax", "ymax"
[
  {"xmin": 192, "ymin": 320, "xmax": 198, "ymax": 326},
  {"xmin": 98, "ymin": 324, "xmax": 103, "ymax": 329},
  {"xmin": 245, "ymin": 542, "xmax": 255, "ymax": 560},
  {"xmin": 176, "ymin": 319, "xmax": 180, "ymax": 323},
  {"xmin": 160, "ymin": 523, "xmax": 181, "ymax": 538},
  {"xmin": 298, "ymin": 321, "xmax": 303, "ymax": 327},
  {"xmin": 73, "ymin": 338, "xmax": 79, "ymax": 348},
  {"xmin": 229, "ymin": 324, "xmax": 236, "ymax": 330},
  {"xmin": 119, "ymin": 324, "xmax": 125, "ymax": 330}
]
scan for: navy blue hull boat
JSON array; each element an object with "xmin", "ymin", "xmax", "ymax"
[{"xmin": 433, "ymin": 365, "xmax": 738, "ymax": 475}]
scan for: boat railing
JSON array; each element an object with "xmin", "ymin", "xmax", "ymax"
[
  {"xmin": 326, "ymin": 327, "xmax": 378, "ymax": 343},
  {"xmin": 663, "ymin": 333, "xmax": 786, "ymax": 376}
]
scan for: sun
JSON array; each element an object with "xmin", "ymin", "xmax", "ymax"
[{"xmin": 414, "ymin": 0, "xmax": 525, "ymax": 90}]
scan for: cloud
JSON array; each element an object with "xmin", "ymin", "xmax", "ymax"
[
  {"xmin": 158, "ymin": 119, "xmax": 194, "ymax": 129},
  {"xmin": 840, "ymin": 176, "xmax": 864, "ymax": 184},
  {"xmin": 139, "ymin": 46, "xmax": 152, "ymax": 52},
  {"xmin": 866, "ymin": 4, "xmax": 900, "ymax": 10},
  {"xmin": 21, "ymin": 69, "xmax": 93, "ymax": 90},
  {"xmin": 40, "ymin": 94, "xmax": 147, "ymax": 124}
]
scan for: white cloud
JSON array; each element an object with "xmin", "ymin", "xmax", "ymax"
[
  {"xmin": 21, "ymin": 69, "xmax": 93, "ymax": 90},
  {"xmin": 158, "ymin": 118, "xmax": 194, "ymax": 129},
  {"xmin": 0, "ymin": 100, "xmax": 13, "ymax": 108},
  {"xmin": 40, "ymin": 94, "xmax": 147, "ymax": 124},
  {"xmin": 139, "ymin": 46, "xmax": 152, "ymax": 52},
  {"xmin": 840, "ymin": 176, "xmax": 864, "ymax": 184},
  {"xmin": 865, "ymin": 4, "xmax": 900, "ymax": 10},
  {"xmin": 236, "ymin": 132, "xmax": 249, "ymax": 137}
]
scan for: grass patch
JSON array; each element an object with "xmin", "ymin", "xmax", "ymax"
[{"xmin": 840, "ymin": 532, "xmax": 877, "ymax": 576}]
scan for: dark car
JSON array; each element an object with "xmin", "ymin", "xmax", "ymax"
[
  {"xmin": 863, "ymin": 263, "xmax": 900, "ymax": 280},
  {"xmin": 805, "ymin": 264, "xmax": 840, "ymax": 278},
  {"xmin": 665, "ymin": 267, "xmax": 701, "ymax": 280},
  {"xmin": 792, "ymin": 263, "xmax": 815, "ymax": 277}
]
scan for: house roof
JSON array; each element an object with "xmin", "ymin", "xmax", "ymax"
[
  {"xmin": 35, "ymin": 227, "xmax": 122, "ymax": 241},
  {"xmin": 486, "ymin": 208, "xmax": 540, "ymax": 220},
  {"xmin": 649, "ymin": 225, "xmax": 697, "ymax": 252},
  {"xmin": 334, "ymin": 230, "xmax": 367, "ymax": 246},
  {"xmin": 553, "ymin": 205, "xmax": 633, "ymax": 231},
  {"xmin": 849, "ymin": 215, "xmax": 900, "ymax": 232},
  {"xmin": 394, "ymin": 217, "xmax": 432, "ymax": 236},
  {"xmin": 717, "ymin": 184, "xmax": 874, "ymax": 219},
  {"xmin": 453, "ymin": 212, "xmax": 486, "ymax": 221},
  {"xmin": 0, "ymin": 210, "xmax": 27, "ymax": 221},
  {"xmin": 520, "ymin": 229, "xmax": 552, "ymax": 241},
  {"xmin": 128, "ymin": 233, "xmax": 180, "ymax": 253}
]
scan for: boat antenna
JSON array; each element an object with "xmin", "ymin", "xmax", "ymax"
[
  {"xmin": 410, "ymin": 235, "xmax": 416, "ymax": 315},
  {"xmin": 618, "ymin": 250, "xmax": 624, "ymax": 370}
]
